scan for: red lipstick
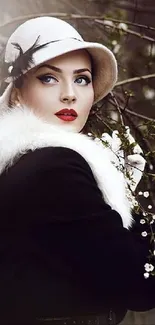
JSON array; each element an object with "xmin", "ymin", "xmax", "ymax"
[{"xmin": 55, "ymin": 109, "xmax": 78, "ymax": 122}]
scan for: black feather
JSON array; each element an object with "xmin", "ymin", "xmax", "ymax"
[
  {"xmin": 0, "ymin": 36, "xmax": 53, "ymax": 83},
  {"xmin": 10, "ymin": 36, "xmax": 53, "ymax": 79},
  {"xmin": 11, "ymin": 42, "xmax": 23, "ymax": 56}
]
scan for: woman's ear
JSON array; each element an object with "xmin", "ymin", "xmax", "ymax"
[{"xmin": 10, "ymin": 87, "xmax": 21, "ymax": 107}]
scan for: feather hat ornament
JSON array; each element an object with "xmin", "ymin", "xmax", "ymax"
[{"xmin": 0, "ymin": 36, "xmax": 53, "ymax": 84}]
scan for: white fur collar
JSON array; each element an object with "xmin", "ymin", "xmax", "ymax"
[{"xmin": 0, "ymin": 105, "xmax": 133, "ymax": 229}]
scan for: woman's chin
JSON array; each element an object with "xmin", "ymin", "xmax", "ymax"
[{"xmin": 52, "ymin": 119, "xmax": 82, "ymax": 133}]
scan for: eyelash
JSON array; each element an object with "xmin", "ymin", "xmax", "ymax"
[{"xmin": 37, "ymin": 74, "xmax": 92, "ymax": 85}]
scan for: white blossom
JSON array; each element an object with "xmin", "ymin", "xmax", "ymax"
[
  {"xmin": 87, "ymin": 133, "xmax": 92, "ymax": 137},
  {"xmin": 140, "ymin": 219, "xmax": 146, "ymax": 224},
  {"xmin": 143, "ymin": 191, "xmax": 149, "ymax": 198},
  {"xmin": 113, "ymin": 44, "xmax": 121, "ymax": 54},
  {"xmin": 142, "ymin": 212, "xmax": 147, "ymax": 216},
  {"xmin": 144, "ymin": 263, "xmax": 154, "ymax": 272},
  {"xmin": 150, "ymin": 220, "xmax": 154, "ymax": 225},
  {"xmin": 153, "ymin": 250, "xmax": 155, "ymax": 256},
  {"xmin": 103, "ymin": 20, "xmax": 114, "ymax": 27},
  {"xmin": 141, "ymin": 231, "xmax": 147, "ymax": 237},
  {"xmin": 144, "ymin": 88, "xmax": 155, "ymax": 100},
  {"xmin": 112, "ymin": 40, "xmax": 117, "ymax": 46},
  {"xmin": 144, "ymin": 263, "xmax": 150, "ymax": 271},
  {"xmin": 94, "ymin": 137, "xmax": 101, "ymax": 143},
  {"xmin": 138, "ymin": 191, "xmax": 143, "ymax": 196},
  {"xmin": 118, "ymin": 23, "xmax": 128, "ymax": 31},
  {"xmin": 153, "ymin": 215, "xmax": 155, "ymax": 220},
  {"xmin": 148, "ymin": 205, "xmax": 152, "ymax": 210},
  {"xmin": 149, "ymin": 164, "xmax": 153, "ymax": 171},
  {"xmin": 144, "ymin": 272, "xmax": 150, "ymax": 279}
]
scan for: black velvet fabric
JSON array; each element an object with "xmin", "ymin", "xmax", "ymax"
[{"xmin": 0, "ymin": 147, "xmax": 154, "ymax": 324}]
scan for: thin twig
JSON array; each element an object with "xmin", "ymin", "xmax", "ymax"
[
  {"xmin": 123, "ymin": 95, "xmax": 131, "ymax": 112},
  {"xmin": 99, "ymin": 18, "xmax": 155, "ymax": 31},
  {"xmin": 96, "ymin": 113, "xmax": 113, "ymax": 132},
  {"xmin": 107, "ymin": 98, "xmax": 155, "ymax": 122},
  {"xmin": 115, "ymin": 73, "xmax": 155, "ymax": 87},
  {"xmin": 95, "ymin": 20, "xmax": 155, "ymax": 42},
  {"xmin": 123, "ymin": 113, "xmax": 155, "ymax": 208},
  {"xmin": 110, "ymin": 92, "xmax": 125, "ymax": 125},
  {"xmin": 1, "ymin": 13, "xmax": 155, "ymax": 32},
  {"xmin": 111, "ymin": 99, "xmax": 155, "ymax": 162},
  {"xmin": 121, "ymin": 109, "xmax": 155, "ymax": 122}
]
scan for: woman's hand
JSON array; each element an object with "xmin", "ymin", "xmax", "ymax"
[{"xmin": 101, "ymin": 128, "xmax": 146, "ymax": 192}]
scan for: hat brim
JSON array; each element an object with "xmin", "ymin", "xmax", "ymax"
[{"xmin": 1, "ymin": 38, "xmax": 117, "ymax": 105}]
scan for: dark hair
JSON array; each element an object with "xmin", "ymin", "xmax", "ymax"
[{"xmin": 14, "ymin": 75, "xmax": 24, "ymax": 89}]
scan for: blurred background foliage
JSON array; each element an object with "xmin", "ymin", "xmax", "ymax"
[{"xmin": 0, "ymin": 0, "xmax": 155, "ymax": 324}]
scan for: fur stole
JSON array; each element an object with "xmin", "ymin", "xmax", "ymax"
[{"xmin": 0, "ymin": 105, "xmax": 133, "ymax": 229}]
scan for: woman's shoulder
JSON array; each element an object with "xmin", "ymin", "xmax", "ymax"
[
  {"xmin": 0, "ymin": 145, "xmax": 122, "ymax": 226},
  {"xmin": 7, "ymin": 146, "xmax": 96, "ymax": 183},
  {"xmin": 27, "ymin": 146, "xmax": 92, "ymax": 168}
]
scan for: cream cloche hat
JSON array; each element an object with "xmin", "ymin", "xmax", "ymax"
[{"xmin": 0, "ymin": 16, "xmax": 117, "ymax": 105}]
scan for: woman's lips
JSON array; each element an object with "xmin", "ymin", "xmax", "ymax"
[
  {"xmin": 55, "ymin": 108, "xmax": 78, "ymax": 122},
  {"xmin": 56, "ymin": 115, "xmax": 77, "ymax": 121}
]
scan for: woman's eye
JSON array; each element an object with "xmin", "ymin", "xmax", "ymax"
[
  {"xmin": 75, "ymin": 76, "xmax": 91, "ymax": 85},
  {"xmin": 37, "ymin": 75, "xmax": 57, "ymax": 84}
]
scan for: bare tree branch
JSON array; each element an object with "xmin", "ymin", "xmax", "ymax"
[
  {"xmin": 108, "ymin": 99, "xmax": 155, "ymax": 122},
  {"xmin": 115, "ymin": 74, "xmax": 155, "ymax": 87},
  {"xmin": 95, "ymin": 113, "xmax": 113, "ymax": 132},
  {"xmin": 108, "ymin": 98, "xmax": 155, "ymax": 122},
  {"xmin": 121, "ymin": 109, "xmax": 155, "ymax": 122},
  {"xmin": 110, "ymin": 92, "xmax": 125, "ymax": 126},
  {"xmin": 103, "ymin": 17, "xmax": 155, "ymax": 31},
  {"xmin": 0, "ymin": 12, "xmax": 155, "ymax": 32},
  {"xmin": 95, "ymin": 20, "xmax": 155, "ymax": 42}
]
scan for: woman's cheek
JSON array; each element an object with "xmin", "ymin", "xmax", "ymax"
[{"xmin": 28, "ymin": 87, "xmax": 46, "ymax": 108}]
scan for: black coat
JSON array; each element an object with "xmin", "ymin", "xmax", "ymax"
[{"xmin": 0, "ymin": 146, "xmax": 154, "ymax": 325}]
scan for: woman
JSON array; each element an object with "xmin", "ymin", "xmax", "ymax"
[{"xmin": 0, "ymin": 16, "xmax": 154, "ymax": 325}]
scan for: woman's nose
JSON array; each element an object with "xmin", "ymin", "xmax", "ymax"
[{"xmin": 60, "ymin": 84, "xmax": 76, "ymax": 104}]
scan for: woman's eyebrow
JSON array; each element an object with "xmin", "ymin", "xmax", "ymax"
[{"xmin": 35, "ymin": 64, "xmax": 91, "ymax": 74}]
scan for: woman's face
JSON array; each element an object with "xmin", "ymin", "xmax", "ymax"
[{"xmin": 15, "ymin": 49, "xmax": 94, "ymax": 133}]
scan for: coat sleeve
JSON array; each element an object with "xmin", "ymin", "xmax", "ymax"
[{"xmin": 1, "ymin": 146, "xmax": 155, "ymax": 312}]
